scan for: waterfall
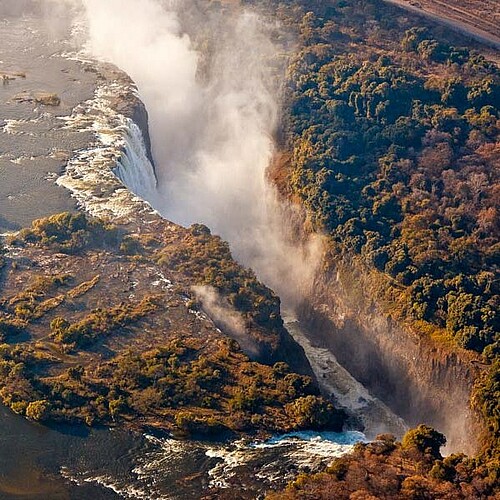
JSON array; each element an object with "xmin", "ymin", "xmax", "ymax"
[
  {"xmin": 114, "ymin": 119, "xmax": 158, "ymax": 202},
  {"xmin": 56, "ymin": 80, "xmax": 158, "ymax": 220},
  {"xmin": 80, "ymin": 0, "xmax": 322, "ymax": 308}
]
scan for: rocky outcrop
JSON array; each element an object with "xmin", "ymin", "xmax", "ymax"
[
  {"xmin": 12, "ymin": 91, "xmax": 61, "ymax": 106},
  {"xmin": 127, "ymin": 96, "xmax": 154, "ymax": 167},
  {"xmin": 298, "ymin": 259, "xmax": 482, "ymax": 454},
  {"xmin": 98, "ymin": 63, "xmax": 156, "ymax": 168}
]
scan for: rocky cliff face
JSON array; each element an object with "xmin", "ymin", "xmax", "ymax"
[
  {"xmin": 297, "ymin": 258, "xmax": 482, "ymax": 454},
  {"xmin": 104, "ymin": 67, "xmax": 155, "ymax": 167}
]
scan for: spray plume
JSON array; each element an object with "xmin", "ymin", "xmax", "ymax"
[{"xmin": 79, "ymin": 0, "xmax": 322, "ymax": 308}]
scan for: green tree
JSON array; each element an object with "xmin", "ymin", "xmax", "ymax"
[
  {"xmin": 402, "ymin": 425, "xmax": 446, "ymax": 458},
  {"xmin": 25, "ymin": 400, "xmax": 50, "ymax": 421},
  {"xmin": 285, "ymin": 396, "xmax": 344, "ymax": 431}
]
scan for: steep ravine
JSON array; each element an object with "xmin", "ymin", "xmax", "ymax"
[
  {"xmin": 74, "ymin": 0, "xmax": 486, "ymax": 460},
  {"xmin": 113, "ymin": 91, "xmax": 315, "ymax": 380},
  {"xmin": 57, "ymin": 61, "xmax": 317, "ymax": 382},
  {"xmin": 116, "ymin": 64, "xmax": 478, "ymax": 453},
  {"xmin": 0, "ymin": 33, "xmax": 355, "ymax": 496},
  {"xmin": 296, "ymin": 257, "xmax": 482, "ymax": 454}
]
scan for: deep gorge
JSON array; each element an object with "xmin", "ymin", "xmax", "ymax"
[
  {"xmin": 0, "ymin": 0, "xmax": 498, "ymax": 498},
  {"xmin": 93, "ymin": 0, "xmax": 482, "ymax": 454},
  {"xmin": 1, "ymin": 1, "xmax": 498, "ymax": 498}
]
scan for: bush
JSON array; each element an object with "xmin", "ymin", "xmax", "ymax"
[
  {"xmin": 109, "ymin": 397, "xmax": 127, "ymax": 419},
  {"xmin": 174, "ymin": 412, "xmax": 225, "ymax": 435},
  {"xmin": 50, "ymin": 296, "xmax": 160, "ymax": 348},
  {"xmin": 285, "ymin": 396, "xmax": 344, "ymax": 431},
  {"xmin": 25, "ymin": 400, "xmax": 51, "ymax": 421},
  {"xmin": 401, "ymin": 425, "xmax": 446, "ymax": 458},
  {"xmin": 119, "ymin": 236, "xmax": 143, "ymax": 255},
  {"xmin": 15, "ymin": 212, "xmax": 118, "ymax": 254}
]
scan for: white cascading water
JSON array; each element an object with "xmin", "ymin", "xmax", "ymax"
[
  {"xmin": 114, "ymin": 119, "xmax": 158, "ymax": 200},
  {"xmin": 56, "ymin": 79, "xmax": 158, "ymax": 219},
  {"xmin": 77, "ymin": 0, "xmax": 406, "ymax": 438}
]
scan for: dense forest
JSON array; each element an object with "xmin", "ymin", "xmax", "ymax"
[
  {"xmin": 255, "ymin": 0, "xmax": 499, "ymax": 496},
  {"xmin": 274, "ymin": 0, "xmax": 498, "ymax": 356}
]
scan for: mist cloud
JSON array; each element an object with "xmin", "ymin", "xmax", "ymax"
[
  {"xmin": 192, "ymin": 285, "xmax": 260, "ymax": 358},
  {"xmin": 80, "ymin": 0, "xmax": 322, "ymax": 310}
]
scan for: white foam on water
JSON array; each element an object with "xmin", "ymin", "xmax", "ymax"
[
  {"xmin": 205, "ymin": 430, "xmax": 365, "ymax": 489},
  {"xmin": 253, "ymin": 430, "xmax": 365, "ymax": 451},
  {"xmin": 132, "ymin": 434, "xmax": 194, "ymax": 480},
  {"xmin": 2, "ymin": 119, "xmax": 32, "ymax": 135},
  {"xmin": 62, "ymin": 431, "xmax": 363, "ymax": 497},
  {"xmin": 61, "ymin": 466, "xmax": 162, "ymax": 500},
  {"xmin": 55, "ymin": 81, "xmax": 158, "ymax": 221},
  {"xmin": 1, "ymin": 111, "xmax": 52, "ymax": 136},
  {"xmin": 10, "ymin": 156, "xmax": 27, "ymax": 164}
]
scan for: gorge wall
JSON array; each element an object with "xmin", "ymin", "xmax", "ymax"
[{"xmin": 297, "ymin": 257, "xmax": 482, "ymax": 454}]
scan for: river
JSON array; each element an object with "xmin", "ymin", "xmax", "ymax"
[{"xmin": 0, "ymin": 6, "xmax": 406, "ymax": 499}]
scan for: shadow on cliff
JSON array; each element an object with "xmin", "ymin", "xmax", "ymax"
[{"xmin": 296, "ymin": 293, "xmax": 480, "ymax": 455}]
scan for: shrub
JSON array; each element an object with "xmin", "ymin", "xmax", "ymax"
[
  {"xmin": 401, "ymin": 425, "xmax": 446, "ymax": 458},
  {"xmin": 285, "ymin": 396, "xmax": 344, "ymax": 431},
  {"xmin": 119, "ymin": 236, "xmax": 143, "ymax": 255},
  {"xmin": 25, "ymin": 400, "xmax": 51, "ymax": 421},
  {"xmin": 15, "ymin": 212, "xmax": 118, "ymax": 254},
  {"xmin": 109, "ymin": 397, "xmax": 127, "ymax": 419}
]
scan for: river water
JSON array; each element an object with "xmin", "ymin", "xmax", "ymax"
[
  {"xmin": 0, "ymin": 401, "xmax": 368, "ymax": 499},
  {"xmin": 0, "ymin": 8, "xmax": 406, "ymax": 500},
  {"xmin": 0, "ymin": 14, "xmax": 96, "ymax": 232}
]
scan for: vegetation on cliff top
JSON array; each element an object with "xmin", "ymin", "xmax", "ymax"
[
  {"xmin": 263, "ymin": 0, "xmax": 499, "ymax": 461},
  {"xmin": 276, "ymin": 0, "xmax": 498, "ymax": 356},
  {"xmin": 158, "ymin": 223, "xmax": 286, "ymax": 349},
  {"xmin": 12, "ymin": 211, "xmax": 119, "ymax": 253},
  {"xmin": 0, "ymin": 212, "xmax": 343, "ymax": 435}
]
